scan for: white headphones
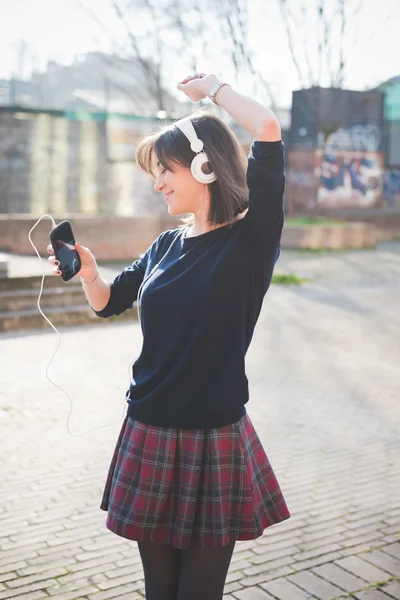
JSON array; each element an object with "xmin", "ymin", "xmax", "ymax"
[{"xmin": 174, "ymin": 117, "xmax": 217, "ymax": 184}]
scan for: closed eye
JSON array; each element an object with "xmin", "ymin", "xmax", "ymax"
[{"xmin": 156, "ymin": 160, "xmax": 167, "ymax": 176}]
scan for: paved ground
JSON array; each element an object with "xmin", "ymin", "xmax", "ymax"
[{"xmin": 1, "ymin": 243, "xmax": 400, "ymax": 600}]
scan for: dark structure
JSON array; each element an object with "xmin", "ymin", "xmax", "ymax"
[{"xmin": 287, "ymin": 87, "xmax": 388, "ymax": 214}]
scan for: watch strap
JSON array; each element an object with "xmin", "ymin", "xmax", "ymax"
[{"xmin": 208, "ymin": 81, "xmax": 229, "ymax": 104}]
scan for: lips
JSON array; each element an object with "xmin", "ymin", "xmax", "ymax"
[{"xmin": 164, "ymin": 192, "xmax": 174, "ymax": 201}]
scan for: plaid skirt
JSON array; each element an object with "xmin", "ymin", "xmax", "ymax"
[{"xmin": 100, "ymin": 412, "xmax": 290, "ymax": 550}]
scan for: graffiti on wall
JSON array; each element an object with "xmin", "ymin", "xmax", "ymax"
[
  {"xmin": 287, "ymin": 170, "xmax": 315, "ymax": 188},
  {"xmin": 314, "ymin": 125, "xmax": 384, "ymax": 208}
]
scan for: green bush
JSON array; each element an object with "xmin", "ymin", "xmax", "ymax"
[{"xmin": 285, "ymin": 217, "xmax": 342, "ymax": 226}]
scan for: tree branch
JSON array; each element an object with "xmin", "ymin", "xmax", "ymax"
[
  {"xmin": 278, "ymin": 0, "xmax": 306, "ymax": 88},
  {"xmin": 336, "ymin": 0, "xmax": 346, "ymax": 87}
]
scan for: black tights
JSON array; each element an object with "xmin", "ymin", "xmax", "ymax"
[{"xmin": 137, "ymin": 540, "xmax": 236, "ymax": 600}]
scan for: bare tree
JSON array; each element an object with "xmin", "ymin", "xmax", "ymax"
[
  {"xmin": 278, "ymin": 0, "xmax": 365, "ymax": 142},
  {"xmin": 77, "ymin": 0, "xmax": 169, "ymax": 112},
  {"xmin": 78, "ymin": 0, "xmax": 277, "ymax": 113},
  {"xmin": 278, "ymin": 0, "xmax": 363, "ymax": 90},
  {"xmin": 9, "ymin": 40, "xmax": 40, "ymax": 105},
  {"xmin": 112, "ymin": 0, "xmax": 166, "ymax": 110},
  {"xmin": 209, "ymin": 0, "xmax": 277, "ymax": 109}
]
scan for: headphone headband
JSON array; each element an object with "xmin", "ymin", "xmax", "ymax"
[
  {"xmin": 175, "ymin": 117, "xmax": 204, "ymax": 153},
  {"xmin": 174, "ymin": 117, "xmax": 217, "ymax": 184}
]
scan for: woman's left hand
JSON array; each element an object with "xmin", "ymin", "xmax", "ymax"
[{"xmin": 177, "ymin": 73, "xmax": 218, "ymax": 102}]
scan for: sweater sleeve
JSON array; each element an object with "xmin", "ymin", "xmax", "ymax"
[
  {"xmin": 92, "ymin": 248, "xmax": 150, "ymax": 318},
  {"xmin": 245, "ymin": 140, "xmax": 285, "ymax": 251}
]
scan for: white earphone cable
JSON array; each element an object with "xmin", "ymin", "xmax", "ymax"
[{"xmin": 28, "ymin": 214, "xmax": 128, "ymax": 437}]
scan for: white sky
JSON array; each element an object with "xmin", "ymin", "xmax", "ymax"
[{"xmin": 0, "ymin": 0, "xmax": 399, "ymax": 108}]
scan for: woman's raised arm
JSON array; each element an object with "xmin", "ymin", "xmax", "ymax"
[
  {"xmin": 177, "ymin": 73, "xmax": 285, "ymax": 252},
  {"xmin": 177, "ymin": 73, "xmax": 281, "ymax": 141}
]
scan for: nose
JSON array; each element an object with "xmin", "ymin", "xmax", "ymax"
[{"xmin": 154, "ymin": 174, "xmax": 165, "ymax": 192}]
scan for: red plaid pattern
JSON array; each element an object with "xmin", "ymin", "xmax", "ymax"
[{"xmin": 100, "ymin": 412, "xmax": 290, "ymax": 549}]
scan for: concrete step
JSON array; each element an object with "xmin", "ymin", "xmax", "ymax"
[
  {"xmin": 0, "ymin": 275, "xmax": 71, "ymax": 292},
  {"xmin": 0, "ymin": 285, "xmax": 85, "ymax": 312},
  {"xmin": 0, "ymin": 303, "xmax": 138, "ymax": 333},
  {"xmin": 0, "ymin": 274, "xmax": 140, "ymax": 332}
]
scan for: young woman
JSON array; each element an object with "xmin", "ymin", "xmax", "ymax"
[{"xmin": 48, "ymin": 72, "xmax": 290, "ymax": 600}]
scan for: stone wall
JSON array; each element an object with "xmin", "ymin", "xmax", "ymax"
[{"xmin": 0, "ymin": 109, "xmax": 109, "ymax": 215}]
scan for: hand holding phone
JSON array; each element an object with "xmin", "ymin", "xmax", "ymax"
[{"xmin": 48, "ymin": 220, "xmax": 97, "ymax": 282}]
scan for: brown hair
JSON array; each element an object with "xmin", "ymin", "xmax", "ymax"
[{"xmin": 135, "ymin": 108, "xmax": 249, "ymax": 228}]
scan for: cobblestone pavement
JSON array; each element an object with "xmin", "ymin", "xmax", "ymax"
[{"xmin": 1, "ymin": 243, "xmax": 400, "ymax": 600}]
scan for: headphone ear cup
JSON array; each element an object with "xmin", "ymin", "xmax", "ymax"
[{"xmin": 191, "ymin": 152, "xmax": 217, "ymax": 184}]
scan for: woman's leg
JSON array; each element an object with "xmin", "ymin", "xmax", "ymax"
[
  {"xmin": 137, "ymin": 540, "xmax": 182, "ymax": 600},
  {"xmin": 177, "ymin": 541, "xmax": 236, "ymax": 600}
]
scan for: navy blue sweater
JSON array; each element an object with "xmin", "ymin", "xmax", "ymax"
[{"xmin": 94, "ymin": 140, "xmax": 285, "ymax": 429}]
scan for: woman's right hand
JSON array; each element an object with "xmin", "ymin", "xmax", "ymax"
[{"xmin": 47, "ymin": 237, "xmax": 98, "ymax": 281}]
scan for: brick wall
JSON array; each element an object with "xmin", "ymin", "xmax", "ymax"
[{"xmin": 0, "ymin": 214, "xmax": 181, "ymax": 260}]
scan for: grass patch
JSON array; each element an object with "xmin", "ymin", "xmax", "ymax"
[
  {"xmin": 285, "ymin": 217, "xmax": 343, "ymax": 226},
  {"xmin": 287, "ymin": 244, "xmax": 376, "ymax": 253},
  {"xmin": 272, "ymin": 273, "xmax": 308, "ymax": 285},
  {"xmin": 287, "ymin": 247, "xmax": 330, "ymax": 254}
]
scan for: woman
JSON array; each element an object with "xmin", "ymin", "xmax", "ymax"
[{"xmin": 48, "ymin": 72, "xmax": 290, "ymax": 600}]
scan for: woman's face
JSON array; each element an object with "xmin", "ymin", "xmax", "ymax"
[{"xmin": 153, "ymin": 160, "xmax": 205, "ymax": 216}]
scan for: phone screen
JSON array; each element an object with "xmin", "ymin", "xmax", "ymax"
[{"xmin": 50, "ymin": 221, "xmax": 81, "ymax": 281}]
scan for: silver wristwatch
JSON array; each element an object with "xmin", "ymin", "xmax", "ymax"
[{"xmin": 208, "ymin": 81, "xmax": 229, "ymax": 105}]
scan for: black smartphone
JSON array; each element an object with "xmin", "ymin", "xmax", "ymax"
[{"xmin": 49, "ymin": 220, "xmax": 81, "ymax": 282}]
